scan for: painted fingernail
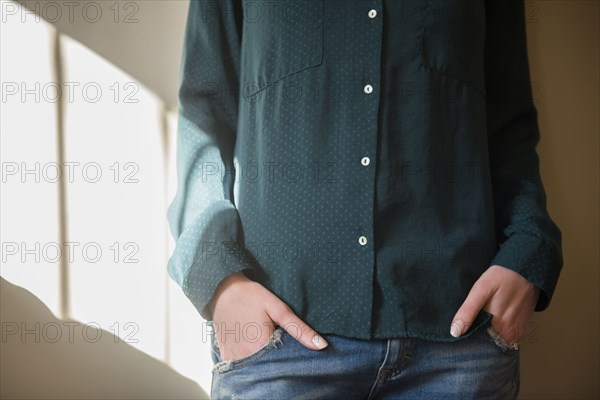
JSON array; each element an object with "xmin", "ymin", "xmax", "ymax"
[
  {"xmin": 450, "ymin": 320, "xmax": 464, "ymax": 338},
  {"xmin": 312, "ymin": 334, "xmax": 328, "ymax": 349}
]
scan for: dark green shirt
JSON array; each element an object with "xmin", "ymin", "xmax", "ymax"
[{"xmin": 167, "ymin": 0, "xmax": 563, "ymax": 341}]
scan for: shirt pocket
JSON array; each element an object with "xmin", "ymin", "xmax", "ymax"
[
  {"xmin": 241, "ymin": 0, "xmax": 324, "ymax": 96},
  {"xmin": 420, "ymin": 0, "xmax": 486, "ymax": 94}
]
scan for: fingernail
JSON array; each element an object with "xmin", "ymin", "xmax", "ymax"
[
  {"xmin": 312, "ymin": 334, "xmax": 328, "ymax": 349},
  {"xmin": 450, "ymin": 320, "xmax": 464, "ymax": 338}
]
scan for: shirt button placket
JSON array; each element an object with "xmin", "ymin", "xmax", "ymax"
[
  {"xmin": 359, "ymin": 3, "xmax": 380, "ymax": 252},
  {"xmin": 350, "ymin": 1, "xmax": 382, "ymax": 337}
]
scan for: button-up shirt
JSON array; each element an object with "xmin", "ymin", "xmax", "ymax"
[{"xmin": 167, "ymin": 0, "xmax": 563, "ymax": 340}]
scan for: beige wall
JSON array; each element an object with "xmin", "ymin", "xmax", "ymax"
[{"xmin": 520, "ymin": 1, "xmax": 599, "ymax": 399}]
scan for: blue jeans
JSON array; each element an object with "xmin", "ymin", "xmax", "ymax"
[{"xmin": 209, "ymin": 325, "xmax": 519, "ymax": 400}]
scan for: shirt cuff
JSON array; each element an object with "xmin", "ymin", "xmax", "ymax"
[
  {"xmin": 489, "ymin": 232, "xmax": 563, "ymax": 311},
  {"xmin": 168, "ymin": 200, "xmax": 257, "ymax": 320}
]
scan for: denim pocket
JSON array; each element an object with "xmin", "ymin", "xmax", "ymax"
[
  {"xmin": 241, "ymin": 0, "xmax": 324, "ymax": 96},
  {"xmin": 420, "ymin": 0, "xmax": 486, "ymax": 94},
  {"xmin": 209, "ymin": 329, "xmax": 222, "ymax": 364},
  {"xmin": 483, "ymin": 325, "xmax": 520, "ymax": 354},
  {"xmin": 212, "ymin": 326, "xmax": 286, "ymax": 374}
]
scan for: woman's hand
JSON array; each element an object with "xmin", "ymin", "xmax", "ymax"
[
  {"xmin": 208, "ymin": 271, "xmax": 328, "ymax": 361},
  {"xmin": 450, "ymin": 265, "xmax": 540, "ymax": 346}
]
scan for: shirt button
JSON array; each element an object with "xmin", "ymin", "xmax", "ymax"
[
  {"xmin": 368, "ymin": 9, "xmax": 377, "ymax": 19},
  {"xmin": 364, "ymin": 84, "xmax": 373, "ymax": 94},
  {"xmin": 358, "ymin": 236, "xmax": 368, "ymax": 246},
  {"xmin": 361, "ymin": 157, "xmax": 370, "ymax": 166}
]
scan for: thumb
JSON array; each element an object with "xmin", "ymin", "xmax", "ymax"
[
  {"xmin": 451, "ymin": 281, "xmax": 494, "ymax": 337},
  {"xmin": 268, "ymin": 306, "xmax": 328, "ymax": 350}
]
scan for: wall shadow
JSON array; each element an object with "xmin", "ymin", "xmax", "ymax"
[{"xmin": 0, "ymin": 277, "xmax": 209, "ymax": 399}]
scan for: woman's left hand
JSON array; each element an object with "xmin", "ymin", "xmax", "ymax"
[{"xmin": 450, "ymin": 264, "xmax": 541, "ymax": 346}]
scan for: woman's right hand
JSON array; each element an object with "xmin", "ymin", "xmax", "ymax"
[{"xmin": 208, "ymin": 271, "xmax": 328, "ymax": 361}]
